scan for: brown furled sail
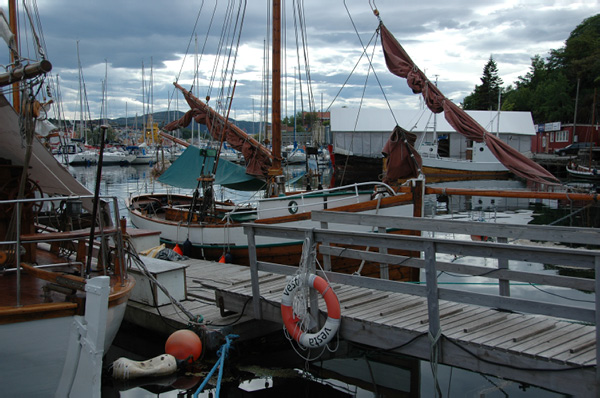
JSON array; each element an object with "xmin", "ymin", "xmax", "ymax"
[
  {"xmin": 379, "ymin": 23, "xmax": 560, "ymax": 185},
  {"xmin": 164, "ymin": 82, "xmax": 273, "ymax": 177},
  {"xmin": 382, "ymin": 125, "xmax": 422, "ymax": 183}
]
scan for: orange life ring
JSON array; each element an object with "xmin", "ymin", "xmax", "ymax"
[{"xmin": 281, "ymin": 274, "xmax": 341, "ymax": 348}]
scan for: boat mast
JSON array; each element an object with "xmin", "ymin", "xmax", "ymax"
[
  {"xmin": 270, "ymin": 0, "xmax": 282, "ymax": 177},
  {"xmin": 76, "ymin": 41, "xmax": 85, "ymax": 143},
  {"xmin": 574, "ymin": 77, "xmax": 580, "ymax": 142},
  {"xmin": 9, "ymin": 0, "xmax": 19, "ymax": 112}
]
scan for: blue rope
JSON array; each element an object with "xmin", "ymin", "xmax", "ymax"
[{"xmin": 193, "ymin": 334, "xmax": 238, "ymax": 398}]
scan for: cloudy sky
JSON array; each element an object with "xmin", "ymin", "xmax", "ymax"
[{"xmin": 2, "ymin": 0, "xmax": 598, "ymax": 124}]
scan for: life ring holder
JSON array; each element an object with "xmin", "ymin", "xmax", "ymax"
[{"xmin": 281, "ymin": 273, "xmax": 341, "ymax": 348}]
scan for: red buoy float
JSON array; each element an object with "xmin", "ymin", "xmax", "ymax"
[
  {"xmin": 165, "ymin": 329, "xmax": 202, "ymax": 363},
  {"xmin": 281, "ymin": 274, "xmax": 340, "ymax": 348}
]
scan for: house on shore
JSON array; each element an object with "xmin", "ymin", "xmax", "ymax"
[{"xmin": 532, "ymin": 122, "xmax": 599, "ymax": 154}]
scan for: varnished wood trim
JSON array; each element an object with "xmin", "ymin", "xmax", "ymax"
[
  {"xmin": 20, "ymin": 262, "xmax": 86, "ymax": 291},
  {"xmin": 0, "ymin": 302, "xmax": 78, "ymax": 324}
]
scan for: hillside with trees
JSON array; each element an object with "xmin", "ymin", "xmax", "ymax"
[{"xmin": 462, "ymin": 13, "xmax": 599, "ymax": 126}]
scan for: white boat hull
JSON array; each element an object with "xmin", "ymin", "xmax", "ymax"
[
  {"xmin": 0, "ymin": 282, "xmax": 128, "ymax": 397},
  {"xmin": 127, "ymin": 185, "xmax": 414, "ymax": 255}
]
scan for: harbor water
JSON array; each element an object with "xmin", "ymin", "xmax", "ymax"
[{"xmin": 67, "ymin": 163, "xmax": 597, "ymax": 397}]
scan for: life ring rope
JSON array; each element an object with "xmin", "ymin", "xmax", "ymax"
[{"xmin": 281, "ymin": 273, "xmax": 341, "ymax": 348}]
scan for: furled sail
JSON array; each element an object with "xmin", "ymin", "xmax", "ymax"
[
  {"xmin": 382, "ymin": 125, "xmax": 422, "ymax": 183},
  {"xmin": 164, "ymin": 82, "xmax": 273, "ymax": 177},
  {"xmin": 379, "ymin": 23, "xmax": 559, "ymax": 185}
]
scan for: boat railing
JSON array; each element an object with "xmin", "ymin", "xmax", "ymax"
[
  {"xmin": 229, "ymin": 182, "xmax": 398, "ymax": 219},
  {"xmin": 0, "ymin": 195, "xmax": 126, "ymax": 307}
]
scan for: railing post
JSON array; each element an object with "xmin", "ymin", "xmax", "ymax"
[
  {"xmin": 319, "ymin": 220, "xmax": 332, "ymax": 272},
  {"xmin": 497, "ymin": 236, "xmax": 510, "ymax": 297},
  {"xmin": 378, "ymin": 226, "xmax": 389, "ymax": 279},
  {"xmin": 305, "ymin": 229, "xmax": 320, "ymax": 329},
  {"xmin": 424, "ymin": 241, "xmax": 441, "ymax": 339},
  {"xmin": 16, "ymin": 201, "xmax": 21, "ymax": 307},
  {"xmin": 595, "ymin": 255, "xmax": 600, "ymax": 392},
  {"xmin": 246, "ymin": 225, "xmax": 262, "ymax": 319},
  {"xmin": 424, "ymin": 240, "xmax": 442, "ymax": 396}
]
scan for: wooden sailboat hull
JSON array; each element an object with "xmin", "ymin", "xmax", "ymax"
[{"xmin": 127, "ymin": 188, "xmax": 418, "ymax": 281}]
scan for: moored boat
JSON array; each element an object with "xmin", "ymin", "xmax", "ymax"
[
  {"xmin": 566, "ymin": 161, "xmax": 600, "ymax": 180},
  {"xmin": 0, "ymin": 4, "xmax": 134, "ymax": 393},
  {"xmin": 0, "ymin": 94, "xmax": 136, "ymax": 396},
  {"xmin": 127, "ymin": 181, "xmax": 416, "ymax": 278}
]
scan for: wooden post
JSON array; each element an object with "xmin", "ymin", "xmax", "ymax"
[
  {"xmin": 246, "ymin": 225, "xmax": 262, "ymax": 319},
  {"xmin": 497, "ymin": 236, "xmax": 510, "ymax": 296},
  {"xmin": 412, "ymin": 179, "xmax": 424, "ymax": 218},
  {"xmin": 378, "ymin": 226, "xmax": 389, "ymax": 279},
  {"xmin": 424, "ymin": 241, "xmax": 441, "ymax": 341},
  {"xmin": 306, "ymin": 229, "xmax": 320, "ymax": 330},
  {"xmin": 319, "ymin": 220, "xmax": 331, "ymax": 271}
]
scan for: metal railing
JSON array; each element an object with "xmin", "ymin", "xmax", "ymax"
[{"xmin": 0, "ymin": 195, "xmax": 125, "ymax": 307}]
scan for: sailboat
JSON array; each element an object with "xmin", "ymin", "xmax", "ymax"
[
  {"xmin": 128, "ymin": 86, "xmax": 417, "ymax": 278},
  {"xmin": 0, "ymin": 4, "xmax": 134, "ymax": 396},
  {"xmin": 127, "ymin": 2, "xmax": 420, "ymax": 280},
  {"xmin": 127, "ymin": 3, "xmax": 558, "ymax": 278}
]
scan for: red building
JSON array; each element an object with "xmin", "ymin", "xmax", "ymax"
[{"xmin": 531, "ymin": 122, "xmax": 599, "ymax": 153}]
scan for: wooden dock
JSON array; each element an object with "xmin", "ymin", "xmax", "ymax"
[
  {"xmin": 123, "ymin": 258, "xmax": 283, "ymax": 350},
  {"xmin": 217, "ymin": 210, "xmax": 598, "ymax": 397},
  {"xmin": 123, "ymin": 209, "xmax": 599, "ymax": 396}
]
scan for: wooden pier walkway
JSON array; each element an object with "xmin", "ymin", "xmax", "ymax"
[
  {"xmin": 123, "ymin": 209, "xmax": 599, "ymax": 396},
  {"xmin": 216, "ymin": 210, "xmax": 599, "ymax": 397}
]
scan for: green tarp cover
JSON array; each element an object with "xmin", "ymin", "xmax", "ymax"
[{"xmin": 158, "ymin": 146, "xmax": 266, "ymax": 191}]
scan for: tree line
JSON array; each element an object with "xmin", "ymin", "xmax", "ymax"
[{"xmin": 462, "ymin": 13, "xmax": 599, "ymax": 126}]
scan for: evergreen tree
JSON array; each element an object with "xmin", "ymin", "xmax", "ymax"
[
  {"xmin": 462, "ymin": 56, "xmax": 504, "ymax": 110},
  {"xmin": 500, "ymin": 13, "xmax": 599, "ymax": 124}
]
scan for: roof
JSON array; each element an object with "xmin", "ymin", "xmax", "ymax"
[{"xmin": 331, "ymin": 108, "xmax": 536, "ymax": 136}]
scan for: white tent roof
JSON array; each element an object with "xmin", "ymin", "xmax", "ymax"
[{"xmin": 331, "ymin": 108, "xmax": 536, "ymax": 136}]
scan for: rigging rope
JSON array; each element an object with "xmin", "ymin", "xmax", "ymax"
[
  {"xmin": 174, "ymin": 0, "xmax": 207, "ymax": 85},
  {"xmin": 342, "ymin": 1, "xmax": 398, "ymax": 124}
]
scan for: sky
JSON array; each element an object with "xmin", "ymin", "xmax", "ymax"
[{"xmin": 2, "ymin": 0, "xmax": 598, "ymax": 124}]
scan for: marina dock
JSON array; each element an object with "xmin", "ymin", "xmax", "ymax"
[{"xmin": 125, "ymin": 210, "xmax": 599, "ymax": 397}]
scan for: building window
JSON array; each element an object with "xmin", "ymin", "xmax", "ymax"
[
  {"xmin": 550, "ymin": 132, "xmax": 554, "ymax": 142},
  {"xmin": 555, "ymin": 130, "xmax": 569, "ymax": 142}
]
